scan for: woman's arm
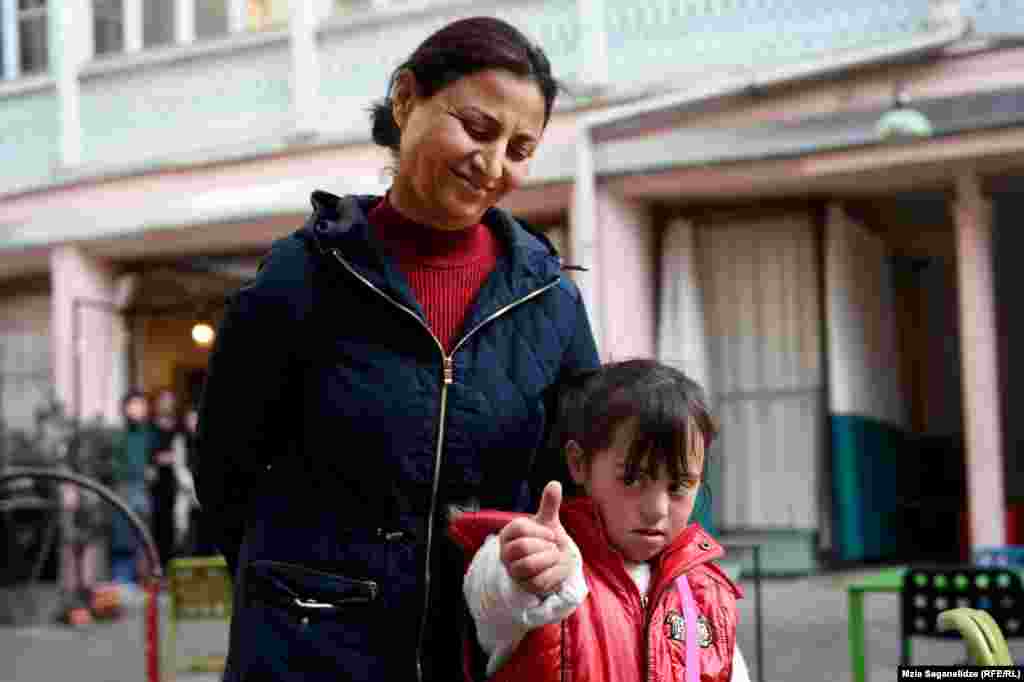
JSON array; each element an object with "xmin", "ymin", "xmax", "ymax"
[
  {"xmin": 531, "ymin": 283, "xmax": 600, "ymax": 502},
  {"xmin": 193, "ymin": 238, "xmax": 307, "ymax": 574},
  {"xmin": 464, "ymin": 532, "xmax": 587, "ymax": 677}
]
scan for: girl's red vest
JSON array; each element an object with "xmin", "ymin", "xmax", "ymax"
[{"xmin": 450, "ymin": 497, "xmax": 742, "ymax": 682}]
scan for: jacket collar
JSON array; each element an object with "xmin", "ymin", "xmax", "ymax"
[
  {"xmin": 561, "ymin": 496, "xmax": 725, "ymax": 600},
  {"xmin": 299, "ymin": 190, "xmax": 563, "ymax": 335}
]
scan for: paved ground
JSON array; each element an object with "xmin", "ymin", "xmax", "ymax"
[{"xmin": 3, "ymin": 569, "xmax": 1024, "ymax": 682}]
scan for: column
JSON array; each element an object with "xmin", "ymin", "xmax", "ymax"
[
  {"xmin": 110, "ymin": 274, "xmax": 139, "ymax": 418},
  {"xmin": 576, "ymin": 0, "xmax": 608, "ymax": 92},
  {"xmin": 50, "ymin": 247, "xmax": 119, "ymax": 424},
  {"xmin": 174, "ymin": 0, "xmax": 196, "ymax": 45},
  {"xmin": 123, "ymin": 0, "xmax": 143, "ymax": 52},
  {"xmin": 227, "ymin": 0, "xmax": 248, "ymax": 34},
  {"xmin": 657, "ymin": 218, "xmax": 710, "ymax": 391},
  {"xmin": 2, "ymin": 0, "xmax": 18, "ymax": 80},
  {"xmin": 79, "ymin": 0, "xmax": 95, "ymax": 63},
  {"xmin": 570, "ymin": 125, "xmax": 604, "ymax": 355},
  {"xmin": 51, "ymin": 0, "xmax": 84, "ymax": 167},
  {"xmin": 953, "ymin": 171, "xmax": 1007, "ymax": 550},
  {"xmin": 594, "ymin": 189, "xmax": 656, "ymax": 362},
  {"xmin": 289, "ymin": 0, "xmax": 320, "ymax": 136}
]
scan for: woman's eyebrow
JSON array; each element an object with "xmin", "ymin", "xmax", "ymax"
[{"xmin": 460, "ymin": 106, "xmax": 539, "ymax": 143}]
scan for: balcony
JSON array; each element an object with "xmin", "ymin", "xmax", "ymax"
[{"xmin": 1, "ymin": 0, "xmax": 1009, "ymax": 197}]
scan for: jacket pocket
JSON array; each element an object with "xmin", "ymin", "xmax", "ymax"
[{"xmin": 246, "ymin": 560, "xmax": 378, "ymax": 615}]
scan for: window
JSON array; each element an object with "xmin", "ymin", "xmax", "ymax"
[
  {"xmin": 333, "ymin": 0, "xmax": 399, "ymax": 18},
  {"xmin": 248, "ymin": 0, "xmax": 288, "ymax": 31},
  {"xmin": 142, "ymin": 0, "xmax": 173, "ymax": 47},
  {"xmin": 18, "ymin": 0, "xmax": 47, "ymax": 76},
  {"xmin": 94, "ymin": 0, "xmax": 123, "ymax": 56},
  {"xmin": 197, "ymin": 0, "xmax": 228, "ymax": 40}
]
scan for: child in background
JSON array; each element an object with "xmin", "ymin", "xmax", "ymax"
[
  {"xmin": 110, "ymin": 390, "xmax": 154, "ymax": 603},
  {"xmin": 450, "ymin": 359, "xmax": 745, "ymax": 681}
]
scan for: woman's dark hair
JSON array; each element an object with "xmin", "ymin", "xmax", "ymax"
[
  {"xmin": 370, "ymin": 16, "xmax": 560, "ymax": 154},
  {"xmin": 552, "ymin": 359, "xmax": 719, "ymax": 487}
]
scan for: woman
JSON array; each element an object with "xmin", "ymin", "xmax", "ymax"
[
  {"xmin": 195, "ymin": 16, "xmax": 599, "ymax": 682},
  {"xmin": 182, "ymin": 406, "xmax": 213, "ymax": 556},
  {"xmin": 149, "ymin": 388, "xmax": 181, "ymax": 570}
]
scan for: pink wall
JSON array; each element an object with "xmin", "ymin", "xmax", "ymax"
[
  {"xmin": 49, "ymin": 246, "xmax": 120, "ymax": 423},
  {"xmin": 595, "ymin": 189, "xmax": 657, "ymax": 362}
]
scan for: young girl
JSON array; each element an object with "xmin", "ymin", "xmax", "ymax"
[{"xmin": 450, "ymin": 359, "xmax": 744, "ymax": 681}]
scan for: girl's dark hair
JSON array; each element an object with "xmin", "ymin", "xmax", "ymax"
[
  {"xmin": 552, "ymin": 359, "xmax": 719, "ymax": 486},
  {"xmin": 369, "ymin": 16, "xmax": 560, "ymax": 154}
]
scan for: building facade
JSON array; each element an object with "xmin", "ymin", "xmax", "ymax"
[{"xmin": 2, "ymin": 0, "xmax": 1022, "ymax": 570}]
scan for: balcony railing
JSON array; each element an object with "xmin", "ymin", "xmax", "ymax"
[{"xmin": 1, "ymin": 0, "xmax": 999, "ymax": 197}]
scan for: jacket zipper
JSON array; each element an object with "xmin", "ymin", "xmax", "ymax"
[
  {"xmin": 642, "ymin": 585, "xmax": 665, "ymax": 682},
  {"xmin": 253, "ymin": 559, "xmax": 380, "ymax": 606},
  {"xmin": 330, "ymin": 248, "xmax": 559, "ymax": 682}
]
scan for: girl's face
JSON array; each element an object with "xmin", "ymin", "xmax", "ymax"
[
  {"xmin": 568, "ymin": 421, "xmax": 703, "ymax": 568},
  {"xmin": 389, "ymin": 68, "xmax": 546, "ymax": 230}
]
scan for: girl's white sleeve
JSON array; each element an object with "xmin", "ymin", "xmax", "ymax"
[
  {"xmin": 731, "ymin": 644, "xmax": 751, "ymax": 682},
  {"xmin": 463, "ymin": 532, "xmax": 588, "ymax": 677}
]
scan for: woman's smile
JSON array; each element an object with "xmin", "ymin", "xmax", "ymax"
[{"xmin": 451, "ymin": 168, "xmax": 487, "ymax": 195}]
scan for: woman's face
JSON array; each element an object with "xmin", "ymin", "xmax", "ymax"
[{"xmin": 389, "ymin": 68, "xmax": 547, "ymax": 230}]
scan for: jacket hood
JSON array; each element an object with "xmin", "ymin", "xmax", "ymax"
[{"xmin": 299, "ymin": 190, "xmax": 564, "ymax": 281}]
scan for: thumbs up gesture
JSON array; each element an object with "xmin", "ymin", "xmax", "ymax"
[{"xmin": 499, "ymin": 481, "xmax": 575, "ymax": 596}]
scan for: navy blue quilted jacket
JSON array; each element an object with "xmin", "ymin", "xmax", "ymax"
[{"xmin": 194, "ymin": 191, "xmax": 599, "ymax": 681}]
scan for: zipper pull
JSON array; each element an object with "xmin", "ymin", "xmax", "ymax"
[
  {"xmin": 640, "ymin": 594, "xmax": 648, "ymax": 610},
  {"xmin": 443, "ymin": 357, "xmax": 454, "ymax": 385}
]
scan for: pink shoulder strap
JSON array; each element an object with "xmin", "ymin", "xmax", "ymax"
[{"xmin": 675, "ymin": 575, "xmax": 700, "ymax": 682}]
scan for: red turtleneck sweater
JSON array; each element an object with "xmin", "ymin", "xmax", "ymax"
[{"xmin": 368, "ymin": 195, "xmax": 501, "ymax": 353}]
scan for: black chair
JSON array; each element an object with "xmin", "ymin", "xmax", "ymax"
[{"xmin": 901, "ymin": 566, "xmax": 1024, "ymax": 665}]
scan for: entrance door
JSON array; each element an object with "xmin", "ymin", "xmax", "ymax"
[{"xmin": 179, "ymin": 367, "xmax": 207, "ymax": 411}]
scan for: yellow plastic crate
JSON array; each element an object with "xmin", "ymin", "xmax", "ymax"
[{"xmin": 164, "ymin": 556, "xmax": 232, "ymax": 680}]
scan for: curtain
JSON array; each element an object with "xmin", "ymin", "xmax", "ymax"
[
  {"xmin": 657, "ymin": 218, "xmax": 715, "ymax": 531},
  {"xmin": 698, "ymin": 212, "xmax": 824, "ymax": 531}
]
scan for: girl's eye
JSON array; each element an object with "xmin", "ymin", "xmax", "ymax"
[
  {"xmin": 621, "ymin": 473, "xmax": 649, "ymax": 488},
  {"xmin": 669, "ymin": 480, "xmax": 699, "ymax": 496}
]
